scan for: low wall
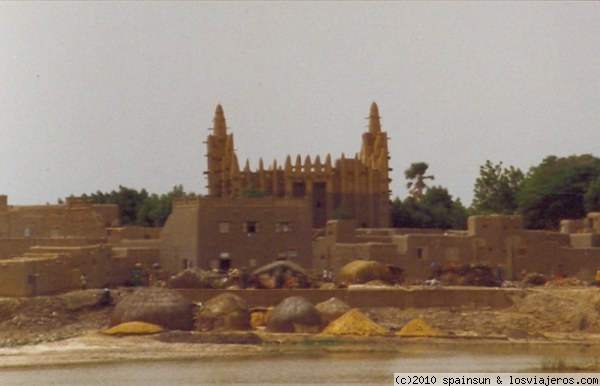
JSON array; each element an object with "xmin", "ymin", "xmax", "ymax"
[
  {"xmin": 177, "ymin": 287, "xmax": 517, "ymax": 309},
  {"xmin": 0, "ymin": 254, "xmax": 80, "ymax": 297},
  {"xmin": 0, "ymin": 245, "xmax": 161, "ymax": 297},
  {"xmin": 0, "ymin": 238, "xmax": 104, "ymax": 260}
]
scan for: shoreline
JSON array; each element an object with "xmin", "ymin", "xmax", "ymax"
[
  {"xmin": 2, "ymin": 330, "xmax": 600, "ymax": 370},
  {"xmin": 2, "ymin": 285, "xmax": 600, "ymax": 370}
]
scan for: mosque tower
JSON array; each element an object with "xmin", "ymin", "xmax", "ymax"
[
  {"xmin": 205, "ymin": 104, "xmax": 238, "ymax": 197},
  {"xmin": 204, "ymin": 102, "xmax": 390, "ymax": 228}
]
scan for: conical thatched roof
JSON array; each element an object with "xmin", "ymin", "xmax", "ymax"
[
  {"xmin": 266, "ymin": 296, "xmax": 321, "ymax": 333},
  {"xmin": 109, "ymin": 287, "xmax": 194, "ymax": 331},
  {"xmin": 315, "ymin": 297, "xmax": 351, "ymax": 325},
  {"xmin": 196, "ymin": 293, "xmax": 251, "ymax": 331}
]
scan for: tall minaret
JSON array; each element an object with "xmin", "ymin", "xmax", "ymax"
[
  {"xmin": 361, "ymin": 102, "xmax": 381, "ymax": 162},
  {"xmin": 368, "ymin": 101, "xmax": 382, "ymax": 134},
  {"xmin": 360, "ymin": 102, "xmax": 390, "ymax": 227},
  {"xmin": 206, "ymin": 104, "xmax": 235, "ymax": 197},
  {"xmin": 371, "ymin": 103, "xmax": 389, "ymax": 184},
  {"xmin": 368, "ymin": 102, "xmax": 388, "ymax": 172}
]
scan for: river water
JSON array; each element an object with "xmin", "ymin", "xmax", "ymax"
[{"xmin": 1, "ymin": 342, "xmax": 598, "ymax": 386}]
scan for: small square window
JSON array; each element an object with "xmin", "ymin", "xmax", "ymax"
[
  {"xmin": 218, "ymin": 221, "xmax": 230, "ymax": 233},
  {"xmin": 276, "ymin": 221, "xmax": 292, "ymax": 233},
  {"xmin": 243, "ymin": 221, "xmax": 258, "ymax": 233}
]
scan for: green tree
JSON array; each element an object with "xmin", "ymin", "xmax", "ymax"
[
  {"xmin": 116, "ymin": 186, "xmax": 149, "ymax": 225},
  {"xmin": 404, "ymin": 162, "xmax": 434, "ymax": 199},
  {"xmin": 471, "ymin": 160, "xmax": 524, "ymax": 214},
  {"xmin": 136, "ymin": 193, "xmax": 162, "ymax": 227},
  {"xmin": 390, "ymin": 197, "xmax": 411, "ymax": 227},
  {"xmin": 82, "ymin": 185, "xmax": 147, "ymax": 225},
  {"xmin": 517, "ymin": 154, "xmax": 600, "ymax": 229},
  {"xmin": 390, "ymin": 186, "xmax": 468, "ymax": 229},
  {"xmin": 584, "ymin": 176, "xmax": 600, "ymax": 213},
  {"xmin": 135, "ymin": 185, "xmax": 197, "ymax": 227},
  {"xmin": 80, "ymin": 184, "xmax": 197, "ymax": 227},
  {"xmin": 422, "ymin": 186, "xmax": 468, "ymax": 229}
]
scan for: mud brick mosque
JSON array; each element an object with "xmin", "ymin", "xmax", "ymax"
[
  {"xmin": 2, "ymin": 102, "xmax": 600, "ymax": 296},
  {"xmin": 205, "ymin": 102, "xmax": 391, "ymax": 229}
]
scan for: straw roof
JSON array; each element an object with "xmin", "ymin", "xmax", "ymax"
[
  {"xmin": 266, "ymin": 296, "xmax": 321, "ymax": 333},
  {"xmin": 109, "ymin": 287, "xmax": 194, "ymax": 331},
  {"xmin": 315, "ymin": 297, "xmax": 351, "ymax": 325},
  {"xmin": 196, "ymin": 293, "xmax": 251, "ymax": 332}
]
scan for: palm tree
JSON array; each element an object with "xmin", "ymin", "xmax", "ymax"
[{"xmin": 405, "ymin": 162, "xmax": 434, "ymax": 199}]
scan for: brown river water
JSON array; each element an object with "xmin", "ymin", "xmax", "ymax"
[{"xmin": 0, "ymin": 342, "xmax": 598, "ymax": 385}]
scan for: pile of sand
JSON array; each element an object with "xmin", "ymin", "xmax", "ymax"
[
  {"xmin": 250, "ymin": 307, "xmax": 272, "ymax": 328},
  {"xmin": 102, "ymin": 321, "xmax": 164, "ymax": 336},
  {"xmin": 322, "ymin": 308, "xmax": 388, "ymax": 336},
  {"xmin": 396, "ymin": 317, "xmax": 442, "ymax": 337}
]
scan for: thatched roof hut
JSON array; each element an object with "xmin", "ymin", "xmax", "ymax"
[
  {"xmin": 266, "ymin": 296, "xmax": 321, "ymax": 333},
  {"xmin": 109, "ymin": 287, "xmax": 194, "ymax": 331},
  {"xmin": 196, "ymin": 293, "xmax": 251, "ymax": 332},
  {"xmin": 315, "ymin": 297, "xmax": 351, "ymax": 325}
]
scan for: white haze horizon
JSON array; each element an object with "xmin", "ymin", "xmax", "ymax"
[{"xmin": 1, "ymin": 2, "xmax": 599, "ymax": 205}]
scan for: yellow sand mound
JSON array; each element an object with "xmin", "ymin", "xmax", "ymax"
[
  {"xmin": 250, "ymin": 307, "xmax": 272, "ymax": 329},
  {"xmin": 321, "ymin": 308, "xmax": 387, "ymax": 336},
  {"xmin": 396, "ymin": 317, "xmax": 442, "ymax": 337},
  {"xmin": 102, "ymin": 321, "xmax": 164, "ymax": 336},
  {"xmin": 250, "ymin": 311, "xmax": 267, "ymax": 328}
]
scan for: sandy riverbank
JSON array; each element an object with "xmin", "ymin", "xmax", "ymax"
[
  {"xmin": 2, "ymin": 330, "xmax": 600, "ymax": 370},
  {"xmin": 0, "ymin": 332, "xmax": 264, "ymax": 368},
  {"xmin": 1, "ymin": 284, "xmax": 600, "ymax": 369}
]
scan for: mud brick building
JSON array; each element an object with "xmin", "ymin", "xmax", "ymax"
[{"xmin": 161, "ymin": 103, "xmax": 391, "ymax": 271}]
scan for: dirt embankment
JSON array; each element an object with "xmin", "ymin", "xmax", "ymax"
[
  {"xmin": 365, "ymin": 285, "xmax": 600, "ymax": 340},
  {"xmin": 1, "ymin": 285, "xmax": 600, "ymax": 348},
  {"xmin": 0, "ymin": 289, "xmax": 125, "ymax": 347}
]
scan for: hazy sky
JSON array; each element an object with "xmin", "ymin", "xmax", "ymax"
[{"xmin": 2, "ymin": 2, "xmax": 599, "ymax": 205}]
